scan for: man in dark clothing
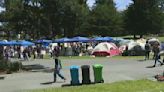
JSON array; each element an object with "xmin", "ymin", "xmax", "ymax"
[
  {"xmin": 153, "ymin": 46, "xmax": 164, "ymax": 67},
  {"xmin": 53, "ymin": 57, "xmax": 66, "ymax": 82},
  {"xmin": 145, "ymin": 41, "xmax": 151, "ymax": 60},
  {"xmin": 53, "ymin": 46, "xmax": 60, "ymax": 58}
]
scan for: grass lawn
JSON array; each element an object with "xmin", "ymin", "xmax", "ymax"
[
  {"xmin": 27, "ymin": 80, "xmax": 164, "ymax": 92},
  {"xmin": 157, "ymin": 36, "xmax": 164, "ymax": 42},
  {"xmin": 120, "ymin": 35, "xmax": 164, "ymax": 42}
]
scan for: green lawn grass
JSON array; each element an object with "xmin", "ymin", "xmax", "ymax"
[
  {"xmin": 27, "ymin": 80, "xmax": 164, "ymax": 92},
  {"xmin": 157, "ymin": 36, "xmax": 164, "ymax": 42},
  {"xmin": 120, "ymin": 35, "xmax": 164, "ymax": 42}
]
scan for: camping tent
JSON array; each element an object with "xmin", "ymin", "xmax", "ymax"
[
  {"xmin": 148, "ymin": 38, "xmax": 160, "ymax": 46},
  {"xmin": 120, "ymin": 40, "xmax": 145, "ymax": 56},
  {"xmin": 92, "ymin": 42, "xmax": 120, "ymax": 56}
]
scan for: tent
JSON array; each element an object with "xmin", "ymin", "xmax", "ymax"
[
  {"xmin": 7, "ymin": 40, "xmax": 18, "ymax": 45},
  {"xmin": 120, "ymin": 40, "xmax": 145, "ymax": 56},
  {"xmin": 35, "ymin": 39, "xmax": 52, "ymax": 47},
  {"xmin": 0, "ymin": 41, "xmax": 9, "ymax": 46},
  {"xmin": 92, "ymin": 37, "xmax": 113, "ymax": 42},
  {"xmin": 54, "ymin": 37, "xmax": 71, "ymax": 43},
  {"xmin": 35, "ymin": 39, "xmax": 52, "ymax": 43},
  {"xmin": 0, "ymin": 40, "xmax": 18, "ymax": 46},
  {"xmin": 92, "ymin": 42, "xmax": 120, "ymax": 56},
  {"xmin": 113, "ymin": 37, "xmax": 124, "ymax": 42},
  {"xmin": 16, "ymin": 40, "xmax": 34, "ymax": 46},
  {"xmin": 148, "ymin": 38, "xmax": 160, "ymax": 46},
  {"xmin": 68, "ymin": 36, "xmax": 90, "ymax": 42}
]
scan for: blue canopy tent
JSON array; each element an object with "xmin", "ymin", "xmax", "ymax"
[
  {"xmin": 0, "ymin": 40, "xmax": 34, "ymax": 46},
  {"xmin": 68, "ymin": 36, "xmax": 91, "ymax": 42},
  {"xmin": 35, "ymin": 40, "xmax": 52, "ymax": 43},
  {"xmin": 113, "ymin": 37, "xmax": 124, "ymax": 42},
  {"xmin": 35, "ymin": 39, "xmax": 52, "ymax": 46},
  {"xmin": 92, "ymin": 37, "xmax": 113, "ymax": 42},
  {"xmin": 16, "ymin": 40, "xmax": 34, "ymax": 46},
  {"xmin": 0, "ymin": 41, "xmax": 9, "ymax": 46},
  {"xmin": 54, "ymin": 37, "xmax": 71, "ymax": 43},
  {"xmin": 0, "ymin": 40, "xmax": 18, "ymax": 46},
  {"xmin": 8, "ymin": 40, "xmax": 18, "ymax": 45}
]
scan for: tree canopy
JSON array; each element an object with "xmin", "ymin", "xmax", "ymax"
[
  {"xmin": 124, "ymin": 0, "xmax": 163, "ymax": 37},
  {"xmin": 0, "ymin": 0, "xmax": 163, "ymax": 39}
]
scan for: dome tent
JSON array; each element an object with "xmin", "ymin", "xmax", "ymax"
[{"xmin": 92, "ymin": 42, "xmax": 120, "ymax": 56}]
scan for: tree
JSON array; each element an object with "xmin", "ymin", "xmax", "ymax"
[
  {"xmin": 125, "ymin": 0, "xmax": 163, "ymax": 38},
  {"xmin": 158, "ymin": 0, "xmax": 164, "ymax": 12},
  {"xmin": 60, "ymin": 0, "xmax": 90, "ymax": 37},
  {"xmin": 89, "ymin": 0, "xmax": 123, "ymax": 36}
]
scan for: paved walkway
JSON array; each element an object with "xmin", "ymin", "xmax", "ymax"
[{"xmin": 0, "ymin": 57, "xmax": 163, "ymax": 92}]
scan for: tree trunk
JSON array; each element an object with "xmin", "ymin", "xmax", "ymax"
[
  {"xmin": 133, "ymin": 34, "xmax": 136, "ymax": 39},
  {"xmin": 7, "ymin": 30, "xmax": 10, "ymax": 40},
  {"xmin": 0, "ymin": 46, "xmax": 4, "ymax": 61},
  {"xmin": 140, "ymin": 35, "xmax": 143, "ymax": 38}
]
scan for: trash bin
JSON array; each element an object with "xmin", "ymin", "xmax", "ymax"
[
  {"xmin": 70, "ymin": 65, "xmax": 80, "ymax": 85},
  {"xmin": 93, "ymin": 64, "xmax": 104, "ymax": 83},
  {"xmin": 81, "ymin": 65, "xmax": 91, "ymax": 84}
]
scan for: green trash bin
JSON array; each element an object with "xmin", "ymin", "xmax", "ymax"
[{"xmin": 93, "ymin": 64, "xmax": 104, "ymax": 83}]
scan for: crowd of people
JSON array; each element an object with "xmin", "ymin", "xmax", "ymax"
[
  {"xmin": 3, "ymin": 45, "xmax": 46, "ymax": 61},
  {"xmin": 1, "ymin": 42, "xmax": 98, "ymax": 61}
]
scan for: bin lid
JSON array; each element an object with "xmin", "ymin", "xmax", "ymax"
[
  {"xmin": 70, "ymin": 65, "xmax": 79, "ymax": 69},
  {"xmin": 93, "ymin": 64, "xmax": 103, "ymax": 68},
  {"xmin": 81, "ymin": 65, "xmax": 90, "ymax": 68}
]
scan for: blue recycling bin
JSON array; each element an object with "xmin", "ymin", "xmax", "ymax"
[{"xmin": 70, "ymin": 65, "xmax": 80, "ymax": 85}]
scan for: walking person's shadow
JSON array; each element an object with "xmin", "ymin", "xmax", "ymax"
[
  {"xmin": 41, "ymin": 81, "xmax": 64, "ymax": 85},
  {"xmin": 146, "ymin": 65, "xmax": 155, "ymax": 68},
  {"xmin": 40, "ymin": 81, "xmax": 54, "ymax": 85}
]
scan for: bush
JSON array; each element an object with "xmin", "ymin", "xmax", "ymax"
[
  {"xmin": 0, "ymin": 61, "xmax": 22, "ymax": 73},
  {"xmin": 9, "ymin": 62, "xmax": 22, "ymax": 72},
  {"xmin": 0, "ymin": 60, "xmax": 8, "ymax": 71}
]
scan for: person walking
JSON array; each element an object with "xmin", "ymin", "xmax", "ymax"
[
  {"xmin": 53, "ymin": 57, "xmax": 66, "ymax": 82},
  {"xmin": 153, "ymin": 46, "xmax": 164, "ymax": 67},
  {"xmin": 145, "ymin": 40, "xmax": 151, "ymax": 60}
]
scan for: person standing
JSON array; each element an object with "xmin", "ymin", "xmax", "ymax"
[
  {"xmin": 145, "ymin": 40, "xmax": 151, "ymax": 60},
  {"xmin": 53, "ymin": 57, "xmax": 66, "ymax": 82},
  {"xmin": 153, "ymin": 46, "xmax": 164, "ymax": 67}
]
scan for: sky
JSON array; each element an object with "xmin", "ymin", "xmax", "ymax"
[
  {"xmin": 0, "ymin": 0, "xmax": 132, "ymax": 12},
  {"xmin": 87, "ymin": 0, "xmax": 132, "ymax": 11}
]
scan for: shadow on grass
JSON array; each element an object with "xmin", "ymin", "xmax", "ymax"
[
  {"xmin": 0, "ymin": 76, "xmax": 5, "ymax": 80},
  {"xmin": 62, "ymin": 82, "xmax": 104, "ymax": 87},
  {"xmin": 23, "ymin": 64, "xmax": 45, "ymax": 69},
  {"xmin": 146, "ymin": 65, "xmax": 155, "ymax": 68},
  {"xmin": 41, "ymin": 81, "xmax": 65, "ymax": 85},
  {"xmin": 137, "ymin": 59, "xmax": 146, "ymax": 62}
]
